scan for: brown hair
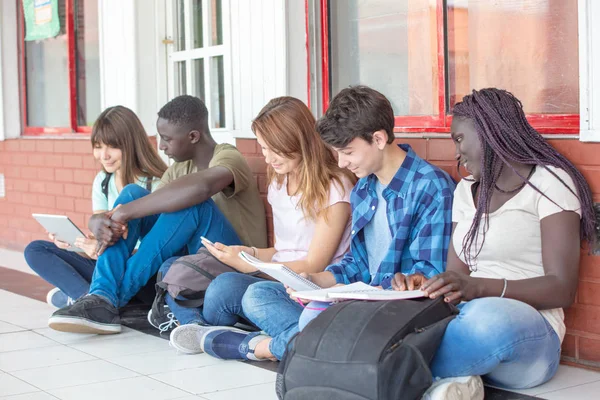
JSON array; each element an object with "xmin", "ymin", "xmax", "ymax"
[
  {"xmin": 91, "ymin": 106, "xmax": 167, "ymax": 187},
  {"xmin": 252, "ymin": 97, "xmax": 356, "ymax": 221}
]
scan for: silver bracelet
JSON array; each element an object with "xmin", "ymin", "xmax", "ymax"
[{"xmin": 500, "ymin": 278, "xmax": 508, "ymax": 298}]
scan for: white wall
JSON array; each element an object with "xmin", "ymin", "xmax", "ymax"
[{"xmin": 0, "ymin": 0, "xmax": 22, "ymax": 140}]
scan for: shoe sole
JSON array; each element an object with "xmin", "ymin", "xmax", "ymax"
[{"xmin": 48, "ymin": 316, "xmax": 121, "ymax": 334}]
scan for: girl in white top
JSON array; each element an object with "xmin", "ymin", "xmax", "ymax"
[
  {"xmin": 168, "ymin": 97, "xmax": 356, "ymax": 360},
  {"xmin": 25, "ymin": 106, "xmax": 166, "ymax": 308},
  {"xmin": 395, "ymin": 89, "xmax": 597, "ymax": 398}
]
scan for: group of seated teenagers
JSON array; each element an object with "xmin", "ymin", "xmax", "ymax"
[{"xmin": 25, "ymin": 85, "xmax": 596, "ymax": 397}]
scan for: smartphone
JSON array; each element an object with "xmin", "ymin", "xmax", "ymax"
[{"xmin": 200, "ymin": 236, "xmax": 215, "ymax": 246}]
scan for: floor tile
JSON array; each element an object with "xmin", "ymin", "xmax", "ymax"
[
  {"xmin": 47, "ymin": 376, "xmax": 190, "ymax": 400},
  {"xmin": 107, "ymin": 350, "xmax": 225, "ymax": 375},
  {"xmin": 0, "ymin": 372, "xmax": 38, "ymax": 397},
  {"xmin": 0, "ymin": 392, "xmax": 59, "ymax": 399},
  {"xmin": 0, "ymin": 345, "xmax": 96, "ymax": 372},
  {"xmin": 200, "ymin": 383, "xmax": 278, "ymax": 400},
  {"xmin": 0, "ymin": 310, "xmax": 53, "ymax": 330},
  {"xmin": 150, "ymin": 361, "xmax": 276, "ymax": 395},
  {"xmin": 12, "ymin": 359, "xmax": 139, "ymax": 390},
  {"xmin": 0, "ymin": 332, "xmax": 57, "ymax": 353},
  {"xmin": 68, "ymin": 333, "xmax": 170, "ymax": 358},
  {"xmin": 0, "ymin": 322, "xmax": 26, "ymax": 334},
  {"xmin": 541, "ymin": 379, "xmax": 600, "ymax": 400},
  {"xmin": 510, "ymin": 365, "xmax": 600, "ymax": 396},
  {"xmin": 32, "ymin": 326, "xmax": 140, "ymax": 346}
]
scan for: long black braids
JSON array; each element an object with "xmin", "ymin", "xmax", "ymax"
[{"xmin": 454, "ymin": 88, "xmax": 596, "ymax": 268}]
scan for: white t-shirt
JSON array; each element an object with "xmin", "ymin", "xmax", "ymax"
[
  {"xmin": 452, "ymin": 166, "xmax": 582, "ymax": 342},
  {"xmin": 268, "ymin": 176, "xmax": 354, "ymax": 264}
]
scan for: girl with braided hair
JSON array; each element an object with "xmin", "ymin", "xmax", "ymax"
[{"xmin": 398, "ymin": 88, "xmax": 596, "ymax": 398}]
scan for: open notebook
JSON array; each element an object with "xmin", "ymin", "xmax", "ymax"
[
  {"xmin": 291, "ymin": 282, "xmax": 426, "ymax": 302},
  {"xmin": 238, "ymin": 251, "xmax": 321, "ymax": 291}
]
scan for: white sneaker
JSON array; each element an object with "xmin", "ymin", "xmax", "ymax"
[
  {"xmin": 46, "ymin": 288, "xmax": 74, "ymax": 309},
  {"xmin": 422, "ymin": 376, "xmax": 484, "ymax": 400}
]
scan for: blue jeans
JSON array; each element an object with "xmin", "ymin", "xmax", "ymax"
[
  {"xmin": 430, "ymin": 297, "xmax": 561, "ymax": 390},
  {"xmin": 24, "ymin": 240, "xmax": 96, "ymax": 300},
  {"xmin": 89, "ymin": 184, "xmax": 241, "ymax": 308}
]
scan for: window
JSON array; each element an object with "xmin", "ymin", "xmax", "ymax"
[
  {"xmin": 313, "ymin": 0, "xmax": 579, "ymax": 134},
  {"xmin": 167, "ymin": 0, "xmax": 231, "ymax": 130},
  {"xmin": 17, "ymin": 0, "xmax": 100, "ymax": 134}
]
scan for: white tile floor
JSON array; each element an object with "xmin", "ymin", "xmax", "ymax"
[{"xmin": 1, "ymin": 288, "xmax": 600, "ymax": 399}]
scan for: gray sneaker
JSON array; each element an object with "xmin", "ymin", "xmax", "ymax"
[{"xmin": 48, "ymin": 294, "xmax": 121, "ymax": 334}]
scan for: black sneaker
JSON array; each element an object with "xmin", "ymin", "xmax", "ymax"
[
  {"xmin": 147, "ymin": 305, "xmax": 179, "ymax": 333},
  {"xmin": 48, "ymin": 294, "xmax": 121, "ymax": 334}
]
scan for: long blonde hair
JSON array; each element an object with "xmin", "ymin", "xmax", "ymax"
[{"xmin": 252, "ymin": 97, "xmax": 356, "ymax": 221}]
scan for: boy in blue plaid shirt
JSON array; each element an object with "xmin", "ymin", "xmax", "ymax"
[{"xmin": 299, "ymin": 85, "xmax": 456, "ymax": 300}]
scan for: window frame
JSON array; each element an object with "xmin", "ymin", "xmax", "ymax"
[
  {"xmin": 165, "ymin": 0, "xmax": 233, "ymax": 134},
  {"xmin": 314, "ymin": 0, "xmax": 580, "ymax": 134},
  {"xmin": 17, "ymin": 0, "xmax": 95, "ymax": 136}
]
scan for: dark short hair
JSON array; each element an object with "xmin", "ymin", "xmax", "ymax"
[
  {"xmin": 157, "ymin": 95, "xmax": 209, "ymax": 133},
  {"xmin": 316, "ymin": 85, "xmax": 395, "ymax": 148}
]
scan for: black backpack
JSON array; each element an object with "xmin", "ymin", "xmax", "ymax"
[{"xmin": 276, "ymin": 297, "xmax": 458, "ymax": 400}]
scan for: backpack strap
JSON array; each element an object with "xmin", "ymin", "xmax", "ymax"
[{"xmin": 101, "ymin": 173, "xmax": 112, "ymax": 200}]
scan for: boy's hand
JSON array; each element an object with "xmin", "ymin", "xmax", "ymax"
[
  {"xmin": 392, "ymin": 273, "xmax": 427, "ymax": 291},
  {"xmin": 74, "ymin": 235, "xmax": 99, "ymax": 260}
]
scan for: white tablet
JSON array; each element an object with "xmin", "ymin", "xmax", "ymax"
[{"xmin": 32, "ymin": 214, "xmax": 86, "ymax": 253}]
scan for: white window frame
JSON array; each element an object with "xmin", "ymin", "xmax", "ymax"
[
  {"xmin": 165, "ymin": 0, "xmax": 234, "ymax": 143},
  {"xmin": 579, "ymin": 0, "xmax": 600, "ymax": 142}
]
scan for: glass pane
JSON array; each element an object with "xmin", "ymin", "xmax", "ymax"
[
  {"xmin": 210, "ymin": 0, "xmax": 223, "ymax": 46},
  {"xmin": 210, "ymin": 56, "xmax": 225, "ymax": 128},
  {"xmin": 175, "ymin": 0, "xmax": 186, "ymax": 51},
  {"xmin": 329, "ymin": 0, "xmax": 437, "ymax": 116},
  {"xmin": 447, "ymin": 0, "xmax": 579, "ymax": 114},
  {"xmin": 193, "ymin": 59, "xmax": 206, "ymax": 101},
  {"xmin": 25, "ymin": 0, "xmax": 70, "ymax": 127},
  {"xmin": 192, "ymin": 0, "xmax": 203, "ymax": 48},
  {"xmin": 74, "ymin": 0, "xmax": 101, "ymax": 126},
  {"xmin": 175, "ymin": 61, "xmax": 187, "ymax": 96}
]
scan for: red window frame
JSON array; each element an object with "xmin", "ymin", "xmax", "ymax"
[
  {"xmin": 17, "ymin": 0, "xmax": 92, "ymax": 136},
  {"xmin": 314, "ymin": 0, "xmax": 579, "ymax": 134}
]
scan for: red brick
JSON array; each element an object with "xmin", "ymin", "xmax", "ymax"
[
  {"xmin": 13, "ymin": 180, "xmax": 29, "ymax": 192},
  {"xmin": 428, "ymin": 139, "xmax": 456, "ymax": 161},
  {"xmin": 579, "ymin": 166, "xmax": 600, "ymax": 195},
  {"xmin": 562, "ymin": 333, "xmax": 578, "ymax": 359},
  {"xmin": 72, "ymin": 140, "xmax": 92, "ymax": 154},
  {"xmin": 246, "ymin": 156, "xmax": 268, "ymax": 174},
  {"xmin": 394, "ymin": 138, "xmax": 428, "ymax": 159},
  {"xmin": 27, "ymin": 155, "xmax": 46, "ymax": 167},
  {"xmin": 35, "ymin": 140, "xmax": 55, "ymax": 153},
  {"xmin": 54, "ymin": 140, "xmax": 74, "ymax": 153},
  {"xmin": 579, "ymin": 281, "xmax": 600, "ymax": 306},
  {"xmin": 37, "ymin": 168, "xmax": 55, "ymax": 181},
  {"xmin": 3, "ymin": 166, "xmax": 20, "ymax": 178},
  {"xmin": 15, "ymin": 230, "xmax": 32, "ymax": 244},
  {"xmin": 0, "ymin": 203, "xmax": 15, "ymax": 216},
  {"xmin": 549, "ymin": 140, "xmax": 600, "ymax": 167},
  {"xmin": 64, "ymin": 184, "xmax": 84, "ymax": 198},
  {"xmin": 258, "ymin": 174, "xmax": 268, "ymax": 194},
  {"xmin": 69, "ymin": 213, "xmax": 86, "ymax": 228},
  {"xmin": 43, "ymin": 182, "xmax": 65, "ymax": 196},
  {"xmin": 56, "ymin": 197, "xmax": 75, "ymax": 212},
  {"xmin": 82, "ymin": 157, "xmax": 100, "ymax": 170},
  {"xmin": 11, "ymin": 153, "xmax": 29, "ymax": 166},
  {"xmin": 82, "ymin": 184, "xmax": 94, "ymax": 197},
  {"xmin": 73, "ymin": 169, "xmax": 96, "ymax": 183},
  {"xmin": 75, "ymin": 198, "xmax": 91, "ymax": 213},
  {"xmin": 579, "ymin": 336, "xmax": 600, "ymax": 363},
  {"xmin": 5, "ymin": 140, "xmax": 20, "ymax": 152},
  {"xmin": 43, "ymin": 154, "xmax": 64, "ymax": 168},
  {"xmin": 63, "ymin": 155, "xmax": 83, "ymax": 169},
  {"xmin": 55, "ymin": 169, "xmax": 74, "ymax": 183},
  {"xmin": 13, "ymin": 204, "xmax": 30, "ymax": 217},
  {"xmin": 19, "ymin": 140, "xmax": 36, "ymax": 152},
  {"xmin": 580, "ymin": 252, "xmax": 600, "ymax": 280},
  {"xmin": 7, "ymin": 192, "xmax": 23, "ymax": 204},
  {"xmin": 29, "ymin": 181, "xmax": 46, "ymax": 194},
  {"xmin": 20, "ymin": 167, "xmax": 38, "ymax": 180},
  {"xmin": 22, "ymin": 193, "xmax": 38, "ymax": 206},
  {"xmin": 38, "ymin": 194, "xmax": 56, "ymax": 209},
  {"xmin": 236, "ymin": 139, "xmax": 259, "ymax": 155},
  {"xmin": 565, "ymin": 305, "xmax": 600, "ymax": 335}
]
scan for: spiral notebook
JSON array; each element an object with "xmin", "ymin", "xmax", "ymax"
[
  {"xmin": 291, "ymin": 282, "xmax": 426, "ymax": 302},
  {"xmin": 238, "ymin": 251, "xmax": 321, "ymax": 291}
]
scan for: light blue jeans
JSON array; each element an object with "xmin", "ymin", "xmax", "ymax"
[{"xmin": 298, "ymin": 297, "xmax": 561, "ymax": 390}]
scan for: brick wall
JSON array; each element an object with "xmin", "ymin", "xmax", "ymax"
[{"xmin": 237, "ymin": 137, "xmax": 600, "ymax": 370}]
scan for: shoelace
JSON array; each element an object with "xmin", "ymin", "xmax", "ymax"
[{"xmin": 158, "ymin": 312, "xmax": 179, "ymax": 332}]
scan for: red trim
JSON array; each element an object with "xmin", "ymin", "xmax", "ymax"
[
  {"xmin": 320, "ymin": 0, "xmax": 329, "ymax": 113},
  {"xmin": 66, "ymin": 0, "xmax": 78, "ymax": 130},
  {"xmin": 305, "ymin": 0, "xmax": 311, "ymax": 110}
]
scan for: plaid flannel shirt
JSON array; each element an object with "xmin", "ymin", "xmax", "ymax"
[{"xmin": 325, "ymin": 144, "xmax": 456, "ymax": 289}]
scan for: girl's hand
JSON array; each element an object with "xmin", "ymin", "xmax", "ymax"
[
  {"xmin": 74, "ymin": 235, "xmax": 99, "ymax": 260},
  {"xmin": 421, "ymin": 271, "xmax": 479, "ymax": 304},
  {"xmin": 202, "ymin": 239, "xmax": 257, "ymax": 273},
  {"xmin": 49, "ymin": 233, "xmax": 70, "ymax": 250},
  {"xmin": 391, "ymin": 273, "xmax": 428, "ymax": 291},
  {"xmin": 286, "ymin": 273, "xmax": 313, "ymax": 304}
]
